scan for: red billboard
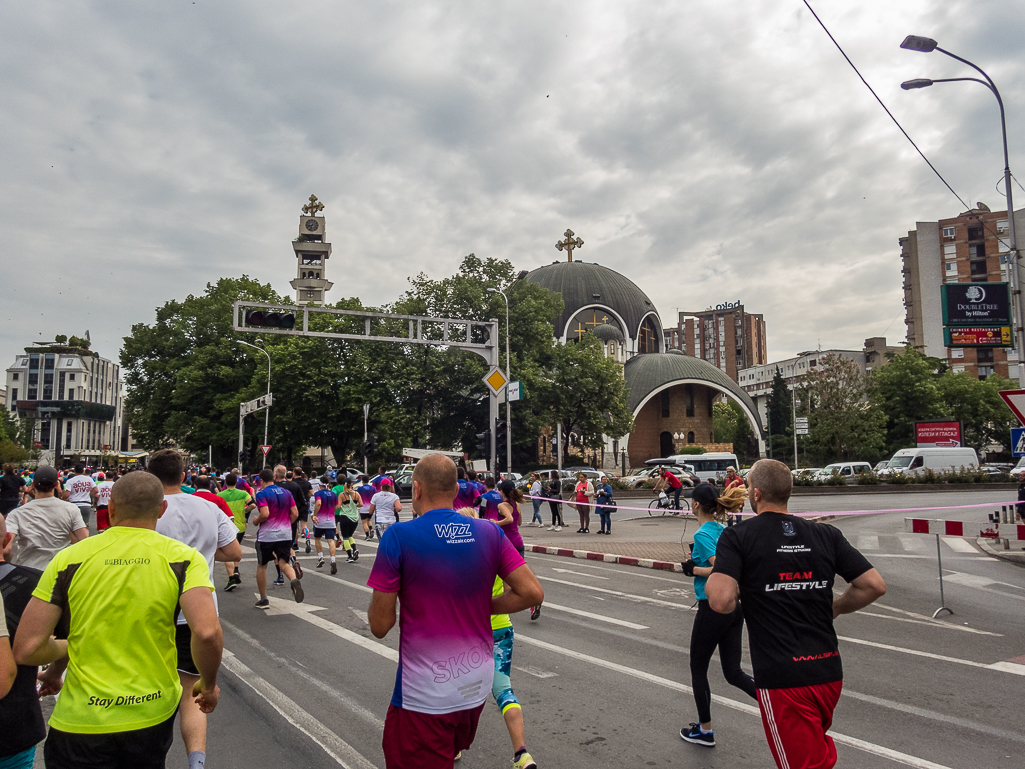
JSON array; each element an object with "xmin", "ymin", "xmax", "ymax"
[{"xmin": 915, "ymin": 421, "xmax": 963, "ymax": 448}]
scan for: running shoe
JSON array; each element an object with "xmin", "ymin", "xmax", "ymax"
[
  {"xmin": 330, "ymin": 561, "xmax": 338, "ymax": 575},
  {"xmin": 454, "ymin": 752, "xmax": 462, "ymax": 762},
  {"xmin": 305, "ymin": 539, "xmax": 312, "ymax": 554},
  {"xmin": 530, "ymin": 604, "xmax": 541, "ymax": 621},
  {"xmin": 554, "ymin": 526, "xmax": 562, "ymax": 532},
  {"xmin": 292, "ymin": 560, "xmax": 304, "ymax": 579},
  {"xmin": 316, "ymin": 558, "xmax": 324, "ymax": 568},
  {"xmin": 512, "ymin": 752, "xmax": 537, "ymax": 769},
  {"xmin": 352, "ymin": 548, "xmax": 359, "ymax": 562},
  {"xmin": 291, "ymin": 578, "xmax": 305, "ymax": 603},
  {"xmin": 224, "ymin": 578, "xmax": 237, "ymax": 591},
  {"xmin": 273, "ymin": 575, "xmax": 285, "ymax": 586},
  {"xmin": 680, "ymin": 724, "xmax": 715, "ymax": 747},
  {"xmin": 546, "ymin": 525, "xmax": 554, "ymax": 531},
  {"xmin": 255, "ymin": 597, "xmax": 270, "ymax": 609},
  {"xmin": 346, "ymin": 552, "xmax": 356, "ymax": 563}
]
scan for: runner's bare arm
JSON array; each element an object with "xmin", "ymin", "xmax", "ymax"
[
  {"xmin": 368, "ymin": 590, "xmax": 398, "ymax": 638},
  {"xmin": 70, "ymin": 526, "xmax": 89, "ymax": 543},
  {"xmin": 494, "ymin": 502, "xmax": 515, "ymax": 527},
  {"xmin": 491, "ymin": 564, "xmax": 543, "ymax": 615},
  {"xmin": 706, "ymin": 572, "xmax": 739, "ymax": 614},
  {"xmin": 392, "ymin": 499, "xmax": 402, "ymax": 513},
  {"xmin": 832, "ymin": 568, "xmax": 886, "ymax": 618},
  {"xmin": 253, "ymin": 504, "xmax": 269, "ymax": 525},
  {"xmin": 289, "ymin": 504, "xmax": 299, "ymax": 523},
  {"xmin": 180, "ymin": 585, "xmax": 223, "ymax": 714},
  {"xmin": 12, "ymin": 598, "xmax": 66, "ymax": 667},
  {"xmin": 215, "ymin": 540, "xmax": 242, "ymax": 562}
]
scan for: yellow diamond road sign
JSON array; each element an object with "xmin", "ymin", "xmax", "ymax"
[{"xmin": 483, "ymin": 367, "xmax": 508, "ymax": 395}]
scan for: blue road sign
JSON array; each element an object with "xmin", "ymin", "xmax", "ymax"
[{"xmin": 1012, "ymin": 427, "xmax": 1025, "ymax": 457}]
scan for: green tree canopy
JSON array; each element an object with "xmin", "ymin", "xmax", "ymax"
[
  {"xmin": 869, "ymin": 346, "xmax": 944, "ymax": 453},
  {"xmin": 805, "ymin": 352, "xmax": 886, "ymax": 462}
]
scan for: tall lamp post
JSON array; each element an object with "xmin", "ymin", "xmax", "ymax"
[
  {"xmin": 487, "ymin": 287, "xmax": 512, "ymax": 473},
  {"xmin": 900, "ymin": 35, "xmax": 1024, "ymax": 386},
  {"xmin": 238, "ymin": 339, "xmax": 272, "ymax": 468}
]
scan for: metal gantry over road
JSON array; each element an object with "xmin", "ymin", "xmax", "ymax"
[{"xmin": 232, "ymin": 301, "xmax": 503, "ymax": 472}]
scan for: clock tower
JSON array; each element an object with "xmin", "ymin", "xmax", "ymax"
[{"xmin": 290, "ymin": 194, "xmax": 334, "ymax": 305}]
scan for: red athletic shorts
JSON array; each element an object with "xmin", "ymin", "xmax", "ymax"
[
  {"xmin": 382, "ymin": 702, "xmax": 485, "ymax": 769},
  {"xmin": 757, "ymin": 681, "xmax": 843, "ymax": 769},
  {"xmin": 95, "ymin": 507, "xmax": 110, "ymax": 531}
]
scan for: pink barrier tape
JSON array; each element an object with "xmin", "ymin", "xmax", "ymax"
[{"xmin": 524, "ymin": 495, "xmax": 1023, "ymax": 518}]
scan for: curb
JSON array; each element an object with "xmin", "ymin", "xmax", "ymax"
[
  {"xmin": 976, "ymin": 536, "xmax": 1025, "ymax": 565},
  {"xmin": 526, "ymin": 544, "xmax": 684, "ymax": 572}
]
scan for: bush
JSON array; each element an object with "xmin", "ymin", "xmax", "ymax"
[
  {"xmin": 672, "ymin": 446, "xmax": 706, "ymax": 455},
  {"xmin": 854, "ymin": 471, "xmax": 881, "ymax": 485},
  {"xmin": 825, "ymin": 472, "xmax": 847, "ymax": 486},
  {"xmin": 886, "ymin": 472, "xmax": 910, "ymax": 485},
  {"xmin": 915, "ymin": 469, "xmax": 939, "ymax": 484}
]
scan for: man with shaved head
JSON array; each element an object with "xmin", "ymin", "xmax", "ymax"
[
  {"xmin": 706, "ymin": 459, "xmax": 886, "ymax": 769},
  {"xmin": 368, "ymin": 453, "xmax": 544, "ymax": 769},
  {"xmin": 14, "ymin": 472, "xmax": 223, "ymax": 769}
]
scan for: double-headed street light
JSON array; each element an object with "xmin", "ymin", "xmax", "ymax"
[
  {"xmin": 238, "ymin": 339, "xmax": 272, "ymax": 468},
  {"xmin": 900, "ymin": 35, "xmax": 1024, "ymax": 386},
  {"xmin": 487, "ymin": 287, "xmax": 512, "ymax": 474}
]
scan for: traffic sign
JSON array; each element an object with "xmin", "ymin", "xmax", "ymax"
[
  {"xmin": 260, "ymin": 445, "xmax": 272, "ymax": 456},
  {"xmin": 999, "ymin": 389, "xmax": 1025, "ymax": 426},
  {"xmin": 795, "ymin": 417, "xmax": 808, "ymax": 427},
  {"xmin": 1013, "ymin": 428, "xmax": 1025, "ymax": 457},
  {"xmin": 483, "ymin": 367, "xmax": 508, "ymax": 396},
  {"xmin": 501, "ymin": 381, "xmax": 523, "ymax": 403},
  {"xmin": 796, "ymin": 428, "xmax": 809, "ymax": 435},
  {"xmin": 241, "ymin": 393, "xmax": 274, "ymax": 416}
]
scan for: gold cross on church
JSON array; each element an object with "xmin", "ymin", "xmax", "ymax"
[
  {"xmin": 555, "ymin": 229, "xmax": 584, "ymax": 262},
  {"xmin": 302, "ymin": 194, "xmax": 325, "ymax": 216}
]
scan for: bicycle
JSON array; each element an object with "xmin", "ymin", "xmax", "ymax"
[{"xmin": 648, "ymin": 493, "xmax": 683, "ymax": 516}]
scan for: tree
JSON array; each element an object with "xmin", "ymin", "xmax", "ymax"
[
  {"xmin": 936, "ymin": 372, "xmax": 1017, "ymax": 454},
  {"xmin": 713, "ymin": 400, "xmax": 753, "ymax": 460},
  {"xmin": 805, "ymin": 353, "xmax": 886, "ymax": 463},
  {"xmin": 870, "ymin": 346, "xmax": 943, "ymax": 452}
]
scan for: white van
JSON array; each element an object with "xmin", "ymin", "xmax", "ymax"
[
  {"xmin": 811, "ymin": 462, "xmax": 873, "ymax": 482},
  {"xmin": 667, "ymin": 452, "xmax": 739, "ymax": 483},
  {"xmin": 882, "ymin": 447, "xmax": 979, "ymax": 476}
]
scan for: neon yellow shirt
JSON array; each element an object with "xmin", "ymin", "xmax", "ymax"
[
  {"xmin": 32, "ymin": 526, "xmax": 212, "ymax": 734},
  {"xmin": 218, "ymin": 488, "xmax": 252, "ymax": 533},
  {"xmin": 491, "ymin": 576, "xmax": 512, "ymax": 631}
]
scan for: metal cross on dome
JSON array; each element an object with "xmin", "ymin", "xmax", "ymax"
[
  {"xmin": 556, "ymin": 229, "xmax": 584, "ymax": 262},
  {"xmin": 302, "ymin": 194, "xmax": 325, "ymax": 216}
]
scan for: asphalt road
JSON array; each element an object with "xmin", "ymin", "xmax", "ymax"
[{"xmin": 156, "ymin": 490, "xmax": 1024, "ymax": 769}]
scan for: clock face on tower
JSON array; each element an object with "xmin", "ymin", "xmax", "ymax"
[{"xmin": 305, "ymin": 218, "xmax": 320, "ymax": 232}]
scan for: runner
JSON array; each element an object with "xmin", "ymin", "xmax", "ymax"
[
  {"xmin": 454, "ymin": 505, "xmax": 538, "ymax": 769},
  {"xmin": 192, "ymin": 475, "xmax": 234, "ymax": 519},
  {"xmin": 94, "ymin": 471, "xmax": 116, "ymax": 532},
  {"xmin": 218, "ymin": 473, "xmax": 255, "ymax": 590},
  {"xmin": 370, "ymin": 465, "xmax": 390, "ymax": 492},
  {"xmin": 356, "ymin": 475, "xmax": 378, "ymax": 540},
  {"xmin": 13, "ymin": 472, "xmax": 222, "ymax": 769},
  {"xmin": 294, "ymin": 468, "xmax": 314, "ymax": 551},
  {"xmin": 477, "ymin": 475, "xmax": 502, "ymax": 521},
  {"xmin": 64, "ymin": 465, "xmax": 97, "ymax": 528},
  {"xmin": 279, "ymin": 467, "xmax": 311, "ymax": 555},
  {"xmin": 5, "ymin": 466, "xmax": 88, "ymax": 570},
  {"xmin": 679, "ymin": 482, "xmax": 756, "ymax": 748},
  {"xmin": 369, "ymin": 478, "xmax": 402, "ymax": 539},
  {"xmin": 334, "ymin": 479, "xmax": 361, "ymax": 564},
  {"xmin": 1, "ymin": 463, "xmax": 26, "ymax": 516},
  {"xmin": 367, "ymin": 453, "xmax": 544, "ymax": 769},
  {"xmin": 149, "ymin": 450, "xmax": 241, "ymax": 769},
  {"xmin": 454, "ymin": 467, "xmax": 482, "ymax": 510},
  {"xmin": 253, "ymin": 468, "xmax": 304, "ymax": 608},
  {"xmin": 311, "ymin": 481, "xmax": 340, "ymax": 574}
]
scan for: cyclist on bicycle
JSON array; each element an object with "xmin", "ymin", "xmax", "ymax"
[{"xmin": 653, "ymin": 467, "xmax": 684, "ymax": 511}]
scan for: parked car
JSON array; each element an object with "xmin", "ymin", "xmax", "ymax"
[
  {"xmin": 811, "ymin": 462, "xmax": 873, "ymax": 482},
  {"xmin": 873, "ymin": 461, "xmax": 889, "ymax": 473},
  {"xmin": 1010, "ymin": 457, "xmax": 1025, "ymax": 478},
  {"xmin": 392, "ymin": 471, "xmax": 413, "ymax": 499},
  {"xmin": 980, "ymin": 463, "xmax": 1014, "ymax": 476},
  {"xmin": 792, "ymin": 467, "xmax": 824, "ymax": 479},
  {"xmin": 623, "ymin": 464, "xmax": 696, "ymax": 489}
]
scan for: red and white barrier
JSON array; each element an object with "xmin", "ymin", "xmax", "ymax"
[{"xmin": 904, "ymin": 518, "xmax": 1001, "ymax": 538}]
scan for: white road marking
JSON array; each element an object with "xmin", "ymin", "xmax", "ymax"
[
  {"xmin": 515, "ymin": 635, "xmax": 953, "ymax": 769},
  {"xmin": 525, "ymin": 554, "xmax": 685, "ymax": 583},
  {"xmin": 221, "ymin": 651, "xmax": 379, "ymax": 769},
  {"xmin": 513, "ymin": 665, "xmax": 559, "ymax": 679},
  {"xmin": 550, "ymin": 567, "xmax": 609, "ymax": 580},
  {"xmin": 350, "ymin": 608, "xmax": 370, "ymax": 625},
  {"xmin": 897, "ymin": 535, "xmax": 928, "ymax": 552},
  {"xmin": 857, "ymin": 605, "xmax": 1001, "ymax": 635},
  {"xmin": 538, "ymin": 576, "xmax": 690, "ymax": 609},
  {"xmin": 857, "ymin": 534, "xmax": 880, "ymax": 550},
  {"xmin": 940, "ymin": 572, "xmax": 1025, "ymax": 603},
  {"xmin": 941, "ymin": 537, "xmax": 977, "ymax": 553},
  {"xmin": 257, "ymin": 594, "xmax": 397, "ymax": 662},
  {"xmin": 837, "ymin": 635, "xmax": 1025, "ymax": 675},
  {"xmin": 872, "ymin": 602, "xmax": 1002, "ymax": 635},
  {"xmin": 540, "ymin": 601, "xmax": 649, "ymax": 629}
]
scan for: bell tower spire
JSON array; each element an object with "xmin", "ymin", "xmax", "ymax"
[{"xmin": 290, "ymin": 194, "xmax": 333, "ymax": 305}]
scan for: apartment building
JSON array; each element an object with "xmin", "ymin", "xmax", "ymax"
[{"xmin": 666, "ymin": 304, "xmax": 767, "ymax": 382}]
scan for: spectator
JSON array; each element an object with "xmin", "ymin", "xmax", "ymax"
[
  {"xmin": 545, "ymin": 471, "xmax": 563, "ymax": 532},
  {"xmin": 527, "ymin": 473, "xmax": 543, "ymax": 526},
  {"xmin": 368, "ymin": 454, "xmax": 543, "ymax": 769},
  {"xmin": 14, "ymin": 472, "xmax": 223, "ymax": 769},
  {"xmin": 573, "ymin": 473, "xmax": 594, "ymax": 533},
  {"xmin": 594, "ymin": 475, "xmax": 615, "ymax": 535},
  {"xmin": 5, "ymin": 466, "xmax": 88, "ymax": 570},
  {"xmin": 706, "ymin": 459, "xmax": 886, "ymax": 769}
]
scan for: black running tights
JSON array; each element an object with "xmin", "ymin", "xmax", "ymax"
[{"xmin": 689, "ymin": 599, "xmax": 757, "ymax": 724}]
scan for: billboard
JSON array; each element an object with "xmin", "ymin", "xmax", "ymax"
[
  {"xmin": 944, "ymin": 326, "xmax": 1012, "ymax": 347},
  {"xmin": 915, "ymin": 420, "xmax": 963, "ymax": 448},
  {"xmin": 942, "ymin": 283, "xmax": 1011, "ymax": 326}
]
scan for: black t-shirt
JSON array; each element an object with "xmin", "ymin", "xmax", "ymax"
[
  {"xmin": 712, "ymin": 512, "xmax": 873, "ymax": 690},
  {"xmin": 279, "ymin": 480, "xmax": 309, "ymax": 518},
  {"xmin": 0, "ymin": 474, "xmax": 26, "ymax": 505},
  {"xmin": 0, "ymin": 562, "xmax": 47, "ymax": 757}
]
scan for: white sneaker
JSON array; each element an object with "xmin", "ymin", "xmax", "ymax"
[
  {"xmin": 546, "ymin": 526, "xmax": 555, "ymax": 531},
  {"xmin": 555, "ymin": 526, "xmax": 562, "ymax": 532}
]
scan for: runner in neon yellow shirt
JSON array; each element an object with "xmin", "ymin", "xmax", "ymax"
[
  {"xmin": 13, "ymin": 472, "xmax": 222, "ymax": 768},
  {"xmin": 218, "ymin": 473, "xmax": 254, "ymax": 590}
]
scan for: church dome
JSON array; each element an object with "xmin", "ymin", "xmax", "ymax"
[
  {"xmin": 523, "ymin": 260, "xmax": 663, "ymax": 352},
  {"xmin": 592, "ymin": 322, "xmax": 625, "ymax": 343}
]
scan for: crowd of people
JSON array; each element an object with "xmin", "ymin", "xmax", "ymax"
[{"xmin": 0, "ymin": 454, "xmax": 886, "ymax": 769}]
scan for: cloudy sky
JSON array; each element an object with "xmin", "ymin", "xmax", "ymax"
[{"xmin": 2, "ymin": 0, "xmax": 1023, "ymax": 375}]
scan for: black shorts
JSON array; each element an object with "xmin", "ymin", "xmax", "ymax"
[
  {"xmin": 235, "ymin": 531, "xmax": 245, "ymax": 544},
  {"xmin": 256, "ymin": 540, "xmax": 292, "ymax": 566},
  {"xmin": 313, "ymin": 527, "xmax": 335, "ymax": 540},
  {"xmin": 337, "ymin": 517, "xmax": 359, "ymax": 539},
  {"xmin": 45, "ymin": 708, "xmax": 178, "ymax": 769},
  {"xmin": 359, "ymin": 511, "xmax": 372, "ymax": 520},
  {"xmin": 175, "ymin": 623, "xmax": 199, "ymax": 676}
]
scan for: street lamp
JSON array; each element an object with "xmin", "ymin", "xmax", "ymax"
[
  {"xmin": 487, "ymin": 287, "xmax": 512, "ymax": 473},
  {"xmin": 238, "ymin": 339, "xmax": 272, "ymax": 468},
  {"xmin": 900, "ymin": 35, "xmax": 1024, "ymax": 386}
]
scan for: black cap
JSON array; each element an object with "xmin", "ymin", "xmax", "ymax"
[
  {"xmin": 33, "ymin": 466, "xmax": 59, "ymax": 486},
  {"xmin": 691, "ymin": 482, "xmax": 718, "ymax": 508}
]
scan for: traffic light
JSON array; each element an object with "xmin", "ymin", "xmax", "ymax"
[
  {"xmin": 245, "ymin": 309, "xmax": 296, "ymax": 329},
  {"xmin": 362, "ymin": 435, "xmax": 378, "ymax": 458},
  {"xmin": 476, "ymin": 429, "xmax": 491, "ymax": 455},
  {"xmin": 494, "ymin": 419, "xmax": 507, "ymax": 446}
]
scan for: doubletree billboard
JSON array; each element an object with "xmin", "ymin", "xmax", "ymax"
[{"xmin": 942, "ymin": 283, "xmax": 1011, "ymax": 326}]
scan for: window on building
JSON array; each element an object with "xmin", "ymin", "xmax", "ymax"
[
  {"xmin": 967, "ymin": 225, "xmax": 984, "ymax": 241},
  {"xmin": 28, "ymin": 389, "xmax": 37, "ymax": 400},
  {"xmin": 951, "ymin": 349, "xmax": 964, "ymax": 359},
  {"xmin": 978, "ymin": 365, "xmax": 994, "ymax": 380},
  {"xmin": 12, "ymin": 372, "xmax": 17, "ymax": 381},
  {"xmin": 970, "ymin": 260, "xmax": 988, "ymax": 278},
  {"xmin": 69, "ymin": 374, "xmax": 74, "ymax": 381},
  {"xmin": 970, "ymin": 243, "xmax": 986, "ymax": 259},
  {"xmin": 953, "ymin": 364, "xmax": 965, "ymax": 373},
  {"xmin": 65, "ymin": 422, "xmax": 73, "ymax": 450},
  {"xmin": 687, "ymin": 431, "xmax": 695, "ymax": 444},
  {"xmin": 945, "ymin": 262, "xmax": 958, "ymax": 275},
  {"xmin": 685, "ymin": 385, "xmax": 695, "ymax": 417},
  {"xmin": 10, "ymin": 387, "xmax": 17, "ymax": 404},
  {"xmin": 661, "ymin": 390, "xmax": 670, "ymax": 418},
  {"xmin": 28, "ymin": 373, "xmax": 38, "ymax": 386},
  {"xmin": 29, "ymin": 354, "xmax": 39, "ymax": 369},
  {"xmin": 943, "ymin": 243, "xmax": 956, "ymax": 256},
  {"xmin": 977, "ymin": 348, "xmax": 995, "ymax": 364},
  {"xmin": 942, "ymin": 226, "xmax": 955, "ymax": 238},
  {"xmin": 997, "ymin": 219, "xmax": 1009, "ymax": 233}
]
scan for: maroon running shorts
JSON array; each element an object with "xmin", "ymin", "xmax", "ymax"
[
  {"xmin": 95, "ymin": 507, "xmax": 110, "ymax": 531},
  {"xmin": 757, "ymin": 680, "xmax": 843, "ymax": 769},
  {"xmin": 382, "ymin": 702, "xmax": 486, "ymax": 769}
]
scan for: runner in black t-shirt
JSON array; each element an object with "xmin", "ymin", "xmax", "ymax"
[
  {"xmin": 706, "ymin": 459, "xmax": 886, "ymax": 769},
  {"xmin": 293, "ymin": 469, "xmax": 313, "ymax": 553}
]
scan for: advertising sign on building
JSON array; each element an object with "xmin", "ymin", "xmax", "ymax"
[
  {"xmin": 941, "ymin": 283, "xmax": 1011, "ymax": 326},
  {"xmin": 943, "ymin": 326, "xmax": 1012, "ymax": 347},
  {"xmin": 915, "ymin": 420, "xmax": 963, "ymax": 448}
]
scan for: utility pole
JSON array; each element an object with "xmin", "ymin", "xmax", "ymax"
[
  {"xmin": 363, "ymin": 404, "xmax": 369, "ymax": 475},
  {"xmin": 487, "ymin": 288, "xmax": 513, "ymax": 473}
]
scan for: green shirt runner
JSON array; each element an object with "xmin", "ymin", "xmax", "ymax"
[{"xmin": 218, "ymin": 487, "xmax": 252, "ymax": 533}]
